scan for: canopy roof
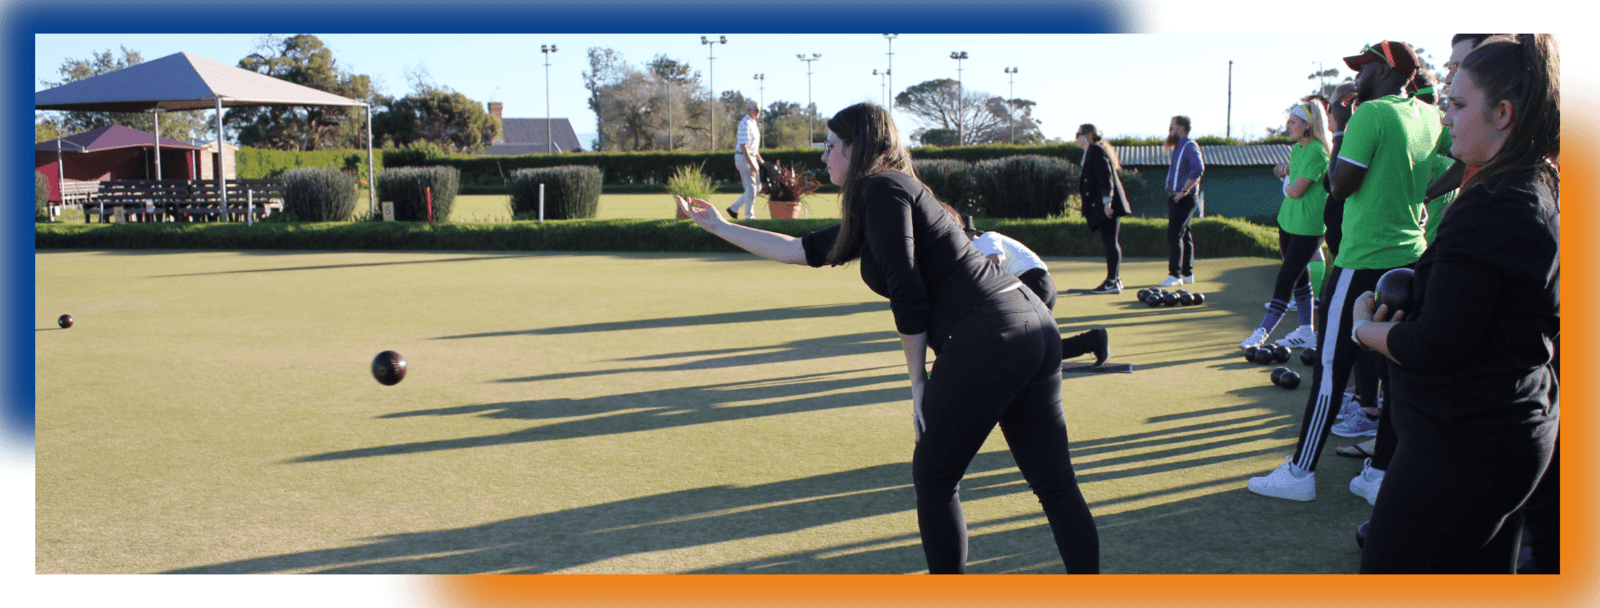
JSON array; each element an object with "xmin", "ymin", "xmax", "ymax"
[
  {"xmin": 34, "ymin": 52, "xmax": 366, "ymax": 113},
  {"xmin": 36, "ymin": 124, "xmax": 203, "ymax": 153}
]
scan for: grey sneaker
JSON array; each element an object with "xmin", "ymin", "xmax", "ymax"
[{"xmin": 1332, "ymin": 411, "xmax": 1380, "ymax": 437}]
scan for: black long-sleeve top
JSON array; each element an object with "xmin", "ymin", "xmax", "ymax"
[
  {"xmin": 800, "ymin": 172, "xmax": 1018, "ymax": 355},
  {"xmin": 1387, "ymin": 169, "xmax": 1559, "ymax": 446}
]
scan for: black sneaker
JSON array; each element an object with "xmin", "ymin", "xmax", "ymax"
[
  {"xmin": 1356, "ymin": 520, "xmax": 1370, "ymax": 549},
  {"xmin": 1089, "ymin": 279, "xmax": 1123, "ymax": 295},
  {"xmin": 1091, "ymin": 328, "xmax": 1110, "ymax": 366},
  {"xmin": 726, "ymin": 205, "xmax": 739, "ymax": 219}
]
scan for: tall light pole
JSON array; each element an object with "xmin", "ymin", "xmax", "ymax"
[
  {"xmin": 753, "ymin": 73, "xmax": 765, "ymax": 109},
  {"xmin": 541, "ymin": 44, "xmax": 558, "ymax": 154},
  {"xmin": 950, "ymin": 51, "xmax": 968, "ymax": 145},
  {"xmin": 798, "ymin": 53, "xmax": 822, "ymax": 146},
  {"xmin": 702, "ymin": 35, "xmax": 727, "ymax": 150},
  {"xmin": 1004, "ymin": 67, "xmax": 1019, "ymax": 144},
  {"xmin": 873, "ymin": 69, "xmax": 890, "ymax": 107},
  {"xmin": 883, "ymin": 34, "xmax": 897, "ymax": 110}
]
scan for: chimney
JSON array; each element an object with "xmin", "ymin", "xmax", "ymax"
[{"xmin": 487, "ymin": 102, "xmax": 505, "ymax": 144}]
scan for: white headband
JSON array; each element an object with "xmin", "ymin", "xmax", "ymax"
[{"xmin": 1290, "ymin": 103, "xmax": 1312, "ymax": 122}]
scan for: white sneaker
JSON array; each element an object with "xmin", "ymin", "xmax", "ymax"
[
  {"xmin": 1181, "ymin": 274, "xmax": 1195, "ymax": 285},
  {"xmin": 1248, "ymin": 460, "xmax": 1316, "ymax": 501},
  {"xmin": 1349, "ymin": 458, "xmax": 1385, "ymax": 505},
  {"xmin": 1336, "ymin": 392, "xmax": 1361, "ymax": 420},
  {"xmin": 1240, "ymin": 328, "xmax": 1270, "ymax": 350},
  {"xmin": 1332, "ymin": 411, "xmax": 1380, "ymax": 437},
  {"xmin": 1157, "ymin": 275, "xmax": 1184, "ymax": 287},
  {"xmin": 1275, "ymin": 325, "xmax": 1317, "ymax": 349}
]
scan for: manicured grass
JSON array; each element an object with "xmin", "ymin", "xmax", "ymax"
[
  {"xmin": 446, "ymin": 192, "xmax": 843, "ymax": 222},
  {"xmin": 35, "ymin": 252, "xmax": 1372, "ymax": 574}
]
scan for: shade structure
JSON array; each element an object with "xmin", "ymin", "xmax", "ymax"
[
  {"xmin": 34, "ymin": 52, "xmax": 376, "ymax": 217},
  {"xmin": 35, "ymin": 124, "xmax": 203, "ymax": 153}
]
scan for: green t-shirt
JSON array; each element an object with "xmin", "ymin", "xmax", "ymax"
[
  {"xmin": 1334, "ymin": 95, "xmax": 1442, "ymax": 269},
  {"xmin": 1423, "ymin": 110, "xmax": 1456, "ymax": 243},
  {"xmin": 1277, "ymin": 140, "xmax": 1329, "ymax": 236}
]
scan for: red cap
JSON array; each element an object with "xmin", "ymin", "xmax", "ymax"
[{"xmin": 1343, "ymin": 40, "xmax": 1420, "ymax": 78}]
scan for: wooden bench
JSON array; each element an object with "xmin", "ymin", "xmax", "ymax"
[{"xmin": 86, "ymin": 179, "xmax": 285, "ymax": 223}]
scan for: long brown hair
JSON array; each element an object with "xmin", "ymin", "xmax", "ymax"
[
  {"xmin": 1078, "ymin": 123, "xmax": 1121, "ymax": 173},
  {"xmin": 1458, "ymin": 34, "xmax": 1560, "ymax": 190},
  {"xmin": 824, "ymin": 102, "xmax": 917, "ymax": 265}
]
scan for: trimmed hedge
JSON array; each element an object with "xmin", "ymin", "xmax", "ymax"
[
  {"xmin": 36, "ymin": 215, "xmax": 1279, "ymax": 259},
  {"xmin": 510, "ymin": 166, "xmax": 603, "ymax": 220},
  {"xmin": 237, "ymin": 147, "xmax": 382, "ymax": 181},
  {"xmin": 378, "ymin": 166, "xmax": 461, "ymax": 222},
  {"xmin": 389, "ymin": 143, "xmax": 1089, "ymax": 191},
  {"xmin": 282, "ymin": 168, "xmax": 361, "ymax": 222},
  {"xmin": 913, "ymin": 159, "xmax": 979, "ymax": 216},
  {"xmin": 36, "ymin": 171, "xmax": 49, "ymax": 221},
  {"xmin": 971, "ymin": 155, "xmax": 1079, "ymax": 219}
]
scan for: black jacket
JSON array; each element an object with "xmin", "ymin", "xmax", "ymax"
[{"xmin": 1079, "ymin": 143, "xmax": 1131, "ymax": 231}]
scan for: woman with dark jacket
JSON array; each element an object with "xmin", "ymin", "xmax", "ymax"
[
  {"xmin": 1350, "ymin": 34, "xmax": 1559, "ymax": 573},
  {"xmin": 677, "ymin": 102, "xmax": 1099, "ymax": 574},
  {"xmin": 1077, "ymin": 124, "xmax": 1131, "ymax": 294}
]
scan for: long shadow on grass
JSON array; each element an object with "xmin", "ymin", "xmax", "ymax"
[
  {"xmin": 287, "ymin": 371, "xmax": 907, "ymax": 463},
  {"xmin": 497, "ymin": 332, "xmax": 900, "ymax": 383},
  {"xmin": 176, "ymin": 404, "xmax": 1314, "ymax": 574},
  {"xmin": 435, "ymin": 301, "xmax": 886, "ymax": 340}
]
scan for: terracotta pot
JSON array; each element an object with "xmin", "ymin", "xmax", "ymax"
[{"xmin": 768, "ymin": 200, "xmax": 805, "ymax": 219}]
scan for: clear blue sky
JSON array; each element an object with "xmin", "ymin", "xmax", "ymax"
[{"xmin": 37, "ymin": 32, "xmax": 1451, "ymax": 144}]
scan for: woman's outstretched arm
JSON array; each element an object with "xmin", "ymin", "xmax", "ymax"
[{"xmin": 677, "ymin": 196, "xmax": 809, "ymax": 265}]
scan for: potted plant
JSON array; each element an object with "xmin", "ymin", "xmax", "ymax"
[
  {"xmin": 760, "ymin": 160, "xmax": 819, "ymax": 219},
  {"xmin": 667, "ymin": 163, "xmax": 717, "ymax": 219}
]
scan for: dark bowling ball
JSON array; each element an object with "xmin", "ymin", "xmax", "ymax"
[
  {"xmin": 372, "ymin": 350, "xmax": 407, "ymax": 386},
  {"xmin": 1146, "ymin": 294, "xmax": 1162, "ymax": 307},
  {"xmin": 1299, "ymin": 347, "xmax": 1319, "ymax": 366},
  {"xmin": 1162, "ymin": 292, "xmax": 1179, "ymax": 306},
  {"xmin": 1253, "ymin": 347, "xmax": 1277, "ymax": 365},
  {"xmin": 1178, "ymin": 292, "xmax": 1194, "ymax": 306},
  {"xmin": 1272, "ymin": 344, "xmax": 1292, "ymax": 363},
  {"xmin": 1243, "ymin": 346, "xmax": 1259, "ymax": 363},
  {"xmin": 1192, "ymin": 293, "xmax": 1206, "ymax": 305},
  {"xmin": 1279, "ymin": 370, "xmax": 1302, "ymax": 389},
  {"xmin": 1375, "ymin": 267, "xmax": 1416, "ymax": 313},
  {"xmin": 1137, "ymin": 288, "xmax": 1153, "ymax": 300},
  {"xmin": 58, "ymin": 314, "xmax": 74, "ymax": 329},
  {"xmin": 1271, "ymin": 366, "xmax": 1291, "ymax": 384}
]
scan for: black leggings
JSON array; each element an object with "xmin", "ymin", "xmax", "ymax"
[
  {"xmin": 1097, "ymin": 217, "xmax": 1122, "ymax": 281},
  {"xmin": 1289, "ymin": 265, "xmax": 1405, "ymax": 472},
  {"xmin": 1017, "ymin": 267, "xmax": 1057, "ymax": 312},
  {"xmin": 914, "ymin": 286, "xmax": 1099, "ymax": 573},
  {"xmin": 1361, "ymin": 425, "xmax": 1556, "ymax": 573},
  {"xmin": 1166, "ymin": 193, "xmax": 1197, "ymax": 277},
  {"xmin": 1273, "ymin": 231, "xmax": 1323, "ymax": 303}
]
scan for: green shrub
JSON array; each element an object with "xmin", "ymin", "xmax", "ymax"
[
  {"xmin": 510, "ymin": 166, "xmax": 603, "ymax": 220},
  {"xmin": 383, "ymin": 140, "xmax": 451, "ymax": 168},
  {"xmin": 282, "ymin": 168, "xmax": 360, "ymax": 222},
  {"xmin": 913, "ymin": 159, "xmax": 978, "ymax": 216},
  {"xmin": 970, "ymin": 155, "xmax": 1079, "ymax": 219},
  {"xmin": 378, "ymin": 166, "xmax": 461, "ymax": 222},
  {"xmin": 665, "ymin": 163, "xmax": 716, "ymax": 200},
  {"xmin": 36, "ymin": 171, "xmax": 50, "ymax": 221}
]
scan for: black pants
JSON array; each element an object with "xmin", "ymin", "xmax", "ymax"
[
  {"xmin": 1166, "ymin": 193, "xmax": 1197, "ymax": 277},
  {"xmin": 1289, "ymin": 265, "xmax": 1404, "ymax": 472},
  {"xmin": 1257, "ymin": 231, "xmax": 1324, "ymax": 332},
  {"xmin": 1096, "ymin": 217, "xmax": 1122, "ymax": 282},
  {"xmin": 1323, "ymin": 194, "xmax": 1346, "ymax": 261},
  {"xmin": 914, "ymin": 286, "xmax": 1099, "ymax": 573},
  {"xmin": 1017, "ymin": 267, "xmax": 1057, "ymax": 312},
  {"xmin": 1361, "ymin": 425, "xmax": 1556, "ymax": 573}
]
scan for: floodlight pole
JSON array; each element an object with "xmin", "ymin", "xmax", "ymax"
[
  {"xmin": 1004, "ymin": 67, "xmax": 1018, "ymax": 144},
  {"xmin": 798, "ymin": 53, "xmax": 822, "ymax": 146},
  {"xmin": 884, "ymin": 34, "xmax": 897, "ymax": 111},
  {"xmin": 702, "ymin": 36, "xmax": 727, "ymax": 150},
  {"xmin": 753, "ymin": 73, "xmax": 765, "ymax": 110},
  {"xmin": 950, "ymin": 51, "xmax": 968, "ymax": 145},
  {"xmin": 542, "ymin": 44, "xmax": 558, "ymax": 154}
]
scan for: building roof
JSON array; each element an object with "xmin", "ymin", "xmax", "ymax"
[
  {"xmin": 494, "ymin": 118, "xmax": 583, "ymax": 154},
  {"xmin": 36, "ymin": 124, "xmax": 204, "ymax": 153},
  {"xmin": 1115, "ymin": 144, "xmax": 1291, "ymax": 167}
]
